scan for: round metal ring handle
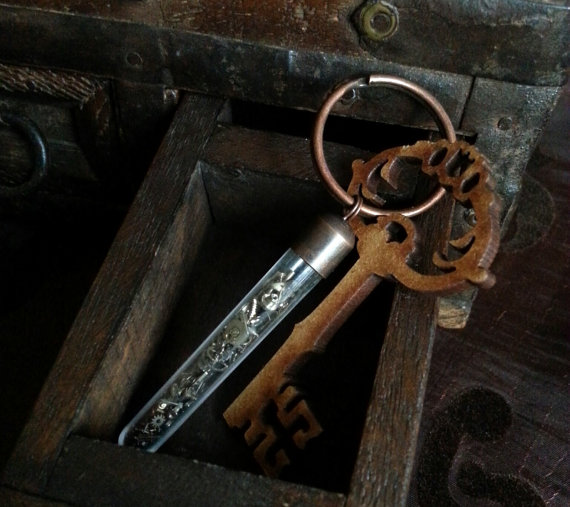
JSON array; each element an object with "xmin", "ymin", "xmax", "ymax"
[
  {"xmin": 312, "ymin": 74, "xmax": 457, "ymax": 218},
  {"xmin": 0, "ymin": 111, "xmax": 49, "ymax": 197}
]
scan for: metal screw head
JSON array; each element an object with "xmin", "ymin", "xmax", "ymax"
[
  {"xmin": 340, "ymin": 88, "xmax": 358, "ymax": 106},
  {"xmin": 497, "ymin": 117, "xmax": 513, "ymax": 131}
]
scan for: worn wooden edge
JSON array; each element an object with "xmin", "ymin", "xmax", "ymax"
[
  {"xmin": 200, "ymin": 123, "xmax": 381, "ymax": 226},
  {"xmin": 460, "ymin": 78, "xmax": 562, "ymax": 229},
  {"xmin": 0, "ymin": 486, "xmax": 70, "ymax": 507},
  {"xmin": 0, "ymin": 61, "xmax": 104, "ymax": 103},
  {"xmin": 73, "ymin": 171, "xmax": 212, "ymax": 440},
  {"xmin": 0, "ymin": 2, "xmax": 567, "ymax": 86},
  {"xmin": 347, "ymin": 196, "xmax": 453, "ymax": 506},
  {"xmin": 203, "ymin": 123, "xmax": 379, "ymax": 183},
  {"xmin": 347, "ymin": 288, "xmax": 437, "ymax": 506},
  {"xmin": 0, "ymin": 5, "xmax": 472, "ymax": 128},
  {"xmin": 1, "ymin": 93, "xmax": 224, "ymax": 494},
  {"xmin": 44, "ymin": 435, "xmax": 345, "ymax": 507},
  {"xmin": 436, "ymin": 78, "xmax": 562, "ymax": 330}
]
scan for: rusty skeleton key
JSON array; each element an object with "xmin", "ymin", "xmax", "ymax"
[
  {"xmin": 223, "ymin": 140, "xmax": 501, "ymax": 476},
  {"xmin": 224, "ymin": 76, "xmax": 501, "ymax": 477}
]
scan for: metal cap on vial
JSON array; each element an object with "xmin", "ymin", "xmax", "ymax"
[{"xmin": 292, "ymin": 214, "xmax": 355, "ymax": 278}]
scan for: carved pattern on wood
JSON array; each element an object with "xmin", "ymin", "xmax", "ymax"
[
  {"xmin": 416, "ymin": 388, "xmax": 545, "ymax": 506},
  {"xmin": 0, "ymin": 63, "xmax": 103, "ymax": 103}
]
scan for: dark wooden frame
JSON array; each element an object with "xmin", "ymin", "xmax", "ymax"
[
  {"xmin": 0, "ymin": 91, "xmax": 457, "ymax": 505},
  {"xmin": 1, "ymin": 1, "xmax": 564, "ymax": 334}
]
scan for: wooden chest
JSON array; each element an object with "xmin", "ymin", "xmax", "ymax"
[{"xmin": 0, "ymin": 1, "xmax": 568, "ymax": 505}]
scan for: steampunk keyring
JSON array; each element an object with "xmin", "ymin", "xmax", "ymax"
[{"xmin": 312, "ymin": 74, "xmax": 457, "ymax": 218}]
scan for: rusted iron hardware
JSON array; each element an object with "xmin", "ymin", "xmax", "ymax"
[
  {"xmin": 0, "ymin": 111, "xmax": 48, "ymax": 197},
  {"xmin": 223, "ymin": 139, "xmax": 501, "ymax": 477}
]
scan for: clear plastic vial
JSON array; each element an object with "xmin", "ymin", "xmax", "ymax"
[{"xmin": 119, "ymin": 215, "xmax": 354, "ymax": 451}]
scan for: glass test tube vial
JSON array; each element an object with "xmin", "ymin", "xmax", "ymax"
[{"xmin": 119, "ymin": 214, "xmax": 355, "ymax": 451}]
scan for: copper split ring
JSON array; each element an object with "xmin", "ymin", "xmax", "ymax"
[{"xmin": 312, "ymin": 74, "xmax": 457, "ymax": 218}]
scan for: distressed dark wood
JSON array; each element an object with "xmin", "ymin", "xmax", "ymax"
[
  {"xmin": 0, "ymin": 1, "xmax": 562, "ymax": 332},
  {"xmin": 0, "ymin": 487, "xmax": 69, "ymax": 506},
  {"xmin": 201, "ymin": 123, "xmax": 381, "ymax": 226},
  {"xmin": 0, "ymin": 1, "xmax": 566, "ymax": 504},
  {"xmin": 354, "ymin": 0, "xmax": 568, "ymax": 87},
  {"xmin": 2, "ymin": 1, "xmax": 557, "ymax": 255},
  {"xmin": 110, "ymin": 80, "xmax": 180, "ymax": 192},
  {"xmin": 0, "ymin": 1, "xmax": 566, "ymax": 86},
  {"xmin": 460, "ymin": 78, "xmax": 562, "ymax": 228},
  {"xmin": 0, "ymin": 4, "xmax": 472, "ymax": 129},
  {"xmin": 349, "ymin": 289, "xmax": 438, "ymax": 506},
  {"xmin": 0, "ymin": 40, "xmax": 565, "ymax": 505},
  {"xmin": 437, "ymin": 78, "xmax": 562, "ymax": 329},
  {"xmin": 0, "ymin": 74, "xmax": 122, "ymax": 222},
  {"xmin": 347, "ymin": 193, "xmax": 453, "ymax": 506},
  {"xmin": 1, "ymin": 93, "xmax": 223, "ymax": 493},
  {"xmin": 0, "ymin": 62, "xmax": 102, "ymax": 103},
  {"xmin": 203, "ymin": 123, "xmax": 373, "ymax": 183},
  {"xmin": 45, "ymin": 436, "xmax": 345, "ymax": 507},
  {"xmin": 411, "ymin": 146, "xmax": 570, "ymax": 503},
  {"xmin": 0, "ymin": 94, "xmax": 96, "ymax": 184},
  {"xmin": 3, "ymin": 95, "xmax": 440, "ymax": 500}
]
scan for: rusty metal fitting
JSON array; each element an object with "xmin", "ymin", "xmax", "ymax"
[
  {"xmin": 0, "ymin": 111, "xmax": 48, "ymax": 197},
  {"xmin": 358, "ymin": 1, "xmax": 399, "ymax": 42}
]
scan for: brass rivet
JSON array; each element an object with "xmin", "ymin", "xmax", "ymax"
[{"xmin": 360, "ymin": 1, "xmax": 399, "ymax": 42}]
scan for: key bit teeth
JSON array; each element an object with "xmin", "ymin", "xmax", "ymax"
[
  {"xmin": 275, "ymin": 386, "xmax": 323, "ymax": 449},
  {"xmin": 243, "ymin": 419, "xmax": 291, "ymax": 477},
  {"xmin": 254, "ymin": 442, "xmax": 290, "ymax": 478},
  {"xmin": 226, "ymin": 386, "xmax": 324, "ymax": 477},
  {"xmin": 243, "ymin": 418, "xmax": 280, "ymax": 454},
  {"xmin": 288, "ymin": 400, "xmax": 323, "ymax": 449}
]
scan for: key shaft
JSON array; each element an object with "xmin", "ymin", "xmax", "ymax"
[{"xmin": 223, "ymin": 218, "xmax": 402, "ymax": 476}]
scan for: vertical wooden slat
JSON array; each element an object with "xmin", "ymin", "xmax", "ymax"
[
  {"xmin": 2, "ymin": 94, "xmax": 224, "ymax": 494},
  {"xmin": 347, "ymin": 199, "xmax": 452, "ymax": 506},
  {"xmin": 46, "ymin": 436, "xmax": 346, "ymax": 507}
]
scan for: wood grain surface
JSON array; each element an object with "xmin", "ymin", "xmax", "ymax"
[
  {"xmin": 45, "ymin": 435, "xmax": 345, "ymax": 507},
  {"xmin": 0, "ymin": 1, "xmax": 566, "ymax": 85},
  {"xmin": 347, "ymin": 193, "xmax": 453, "ymax": 506},
  {"xmin": 1, "ymin": 93, "xmax": 223, "ymax": 493},
  {"xmin": 410, "ymin": 131, "xmax": 570, "ymax": 504},
  {"xmin": 2, "ymin": 81, "xmax": 567, "ymax": 506}
]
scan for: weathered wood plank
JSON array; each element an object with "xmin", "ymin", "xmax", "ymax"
[
  {"xmin": 0, "ymin": 62, "xmax": 102, "ymax": 103},
  {"xmin": 412, "ymin": 153, "xmax": 570, "ymax": 505},
  {"xmin": 200, "ymin": 122, "xmax": 437, "ymax": 227},
  {"xmin": 0, "ymin": 1, "xmax": 566, "ymax": 85},
  {"xmin": 0, "ymin": 5, "xmax": 472, "ymax": 129},
  {"xmin": 1, "ymin": 93, "xmax": 223, "ymax": 493},
  {"xmin": 45, "ymin": 436, "xmax": 345, "ymax": 507},
  {"xmin": 201, "ymin": 123, "xmax": 374, "ymax": 227},
  {"xmin": 0, "ymin": 486, "xmax": 69, "ymax": 506},
  {"xmin": 348, "ymin": 290, "xmax": 437, "ymax": 506}
]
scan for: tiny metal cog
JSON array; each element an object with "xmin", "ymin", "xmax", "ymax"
[{"xmin": 151, "ymin": 414, "xmax": 166, "ymax": 428}]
